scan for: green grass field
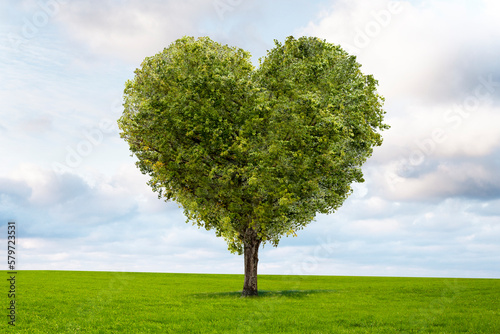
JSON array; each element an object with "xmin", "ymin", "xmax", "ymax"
[{"xmin": 3, "ymin": 271, "xmax": 499, "ymax": 333}]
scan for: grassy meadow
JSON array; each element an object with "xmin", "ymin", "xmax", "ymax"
[{"xmin": 3, "ymin": 271, "xmax": 499, "ymax": 333}]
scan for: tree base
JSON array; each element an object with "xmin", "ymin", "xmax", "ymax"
[{"xmin": 241, "ymin": 289, "xmax": 258, "ymax": 297}]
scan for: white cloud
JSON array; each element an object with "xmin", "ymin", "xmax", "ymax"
[
  {"xmin": 55, "ymin": 0, "xmax": 215, "ymax": 63},
  {"xmin": 0, "ymin": 163, "xmax": 178, "ymax": 233},
  {"xmin": 379, "ymin": 160, "xmax": 500, "ymax": 201},
  {"xmin": 299, "ymin": 0, "xmax": 500, "ymax": 102},
  {"xmin": 373, "ymin": 103, "xmax": 500, "ymax": 165},
  {"xmin": 343, "ymin": 218, "xmax": 401, "ymax": 237}
]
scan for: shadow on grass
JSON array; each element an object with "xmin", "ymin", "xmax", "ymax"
[{"xmin": 192, "ymin": 289, "xmax": 338, "ymax": 299}]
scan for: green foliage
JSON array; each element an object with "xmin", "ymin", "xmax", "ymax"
[
  {"xmin": 8, "ymin": 271, "xmax": 500, "ymax": 333},
  {"xmin": 118, "ymin": 36, "xmax": 388, "ymax": 254}
]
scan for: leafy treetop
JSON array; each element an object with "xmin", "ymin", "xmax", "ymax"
[{"xmin": 118, "ymin": 36, "xmax": 388, "ymax": 254}]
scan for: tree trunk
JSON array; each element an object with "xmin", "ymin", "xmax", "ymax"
[{"xmin": 241, "ymin": 228, "xmax": 261, "ymax": 297}]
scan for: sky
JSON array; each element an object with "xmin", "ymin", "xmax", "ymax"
[{"xmin": 1, "ymin": 0, "xmax": 499, "ymax": 278}]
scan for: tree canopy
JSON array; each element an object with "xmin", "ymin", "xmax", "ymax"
[{"xmin": 118, "ymin": 36, "xmax": 388, "ymax": 295}]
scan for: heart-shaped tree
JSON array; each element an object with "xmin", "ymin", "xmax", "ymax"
[{"xmin": 118, "ymin": 36, "xmax": 388, "ymax": 296}]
